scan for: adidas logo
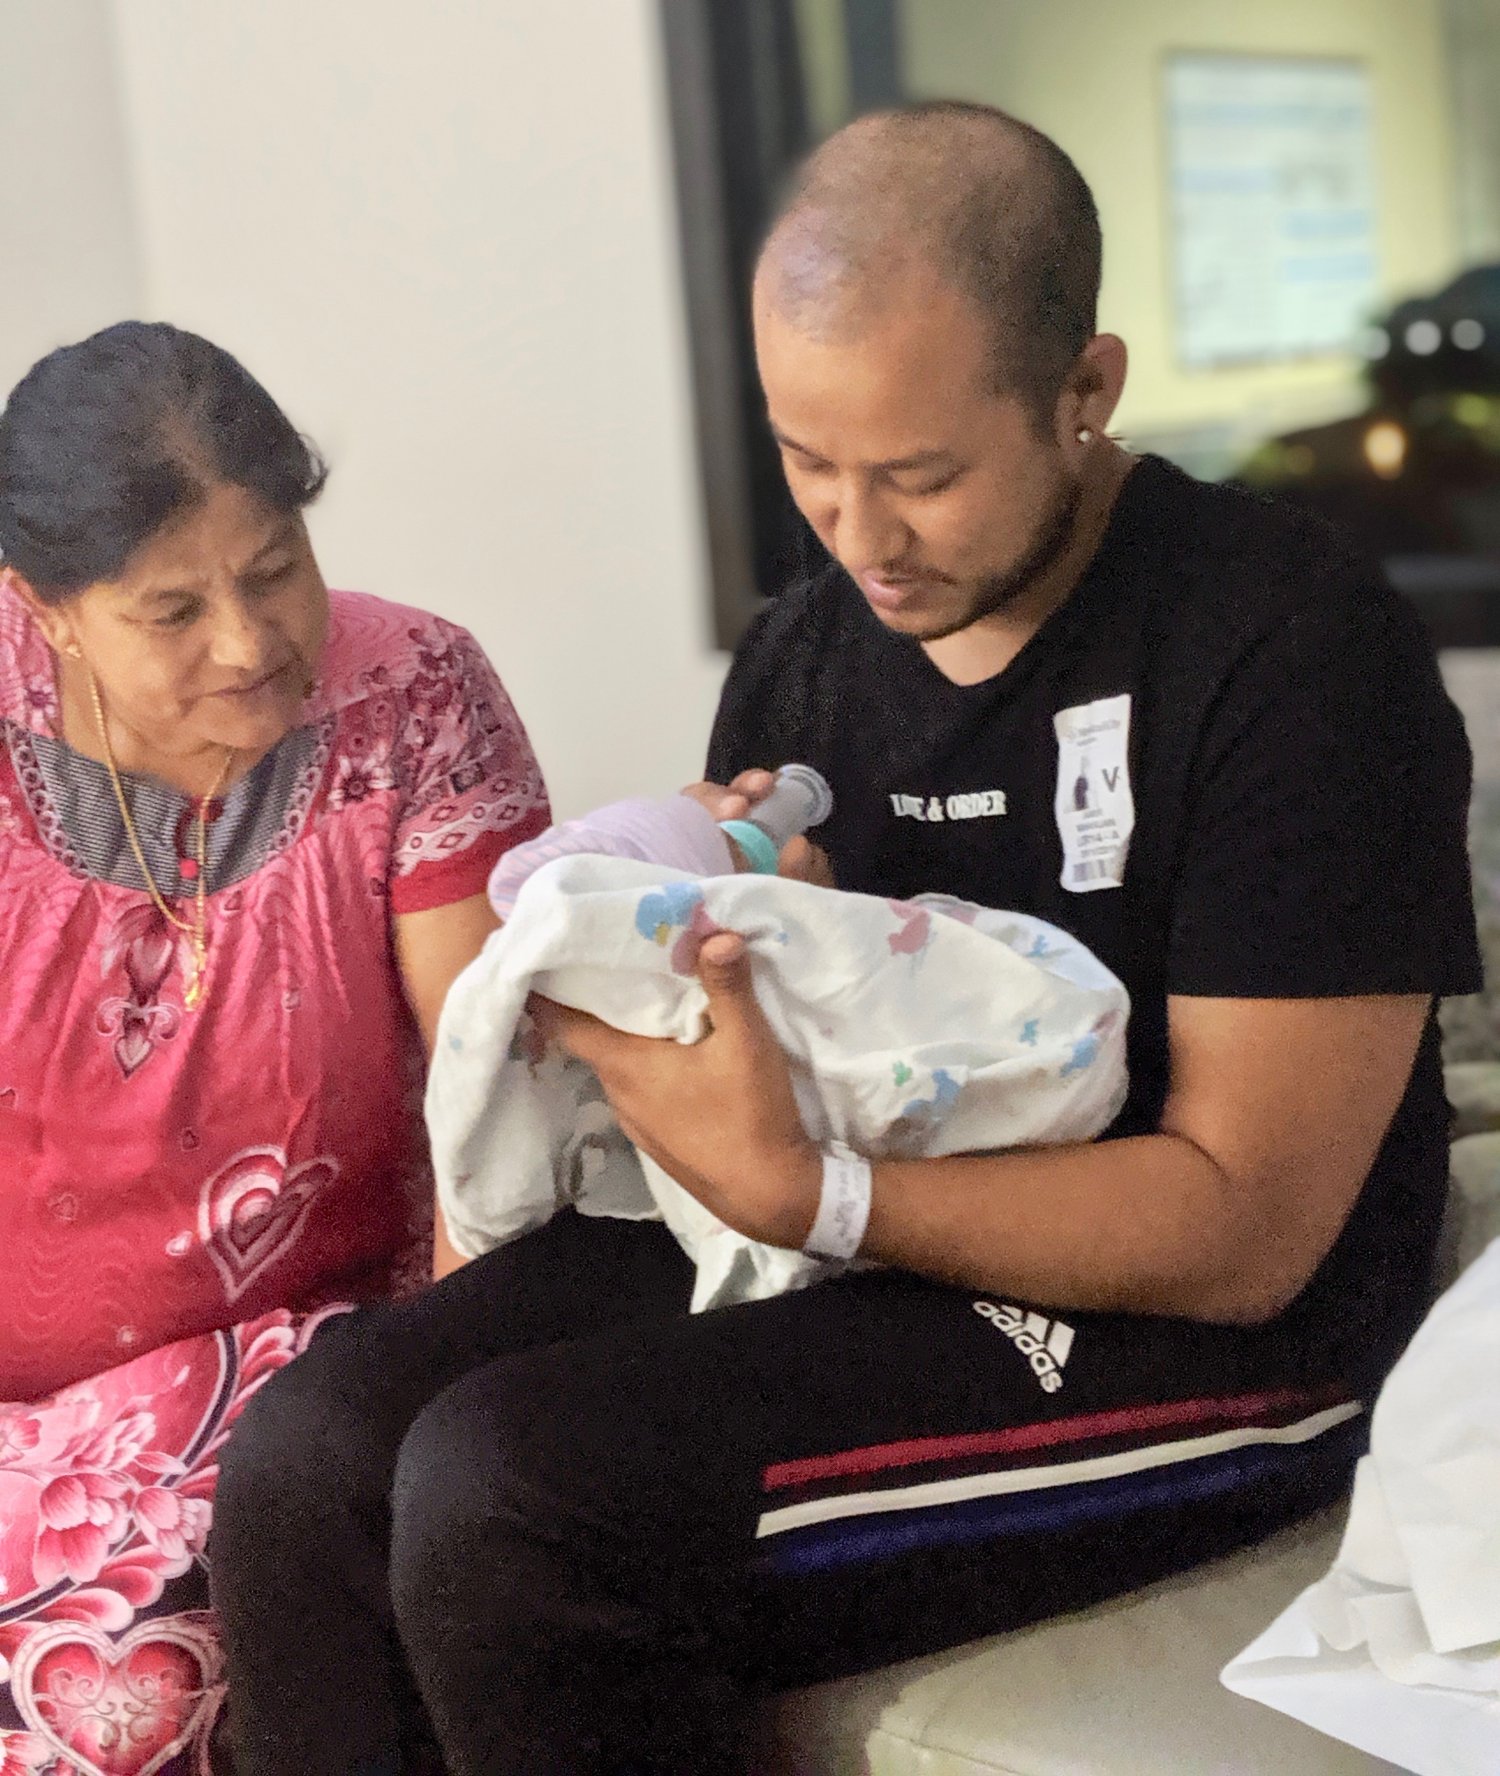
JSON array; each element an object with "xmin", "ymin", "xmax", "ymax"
[{"xmin": 972, "ymin": 1301, "xmax": 1075, "ymax": 1393}]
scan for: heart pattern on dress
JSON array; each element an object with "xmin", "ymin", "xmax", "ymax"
[
  {"xmin": 197, "ymin": 1147, "xmax": 338, "ymax": 1302},
  {"xmin": 10, "ymin": 1618, "xmax": 220, "ymax": 1776}
]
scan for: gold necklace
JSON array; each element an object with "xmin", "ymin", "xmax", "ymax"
[{"xmin": 87, "ymin": 670, "xmax": 233, "ymax": 1010}]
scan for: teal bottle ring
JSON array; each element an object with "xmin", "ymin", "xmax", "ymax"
[{"xmin": 719, "ymin": 819, "xmax": 780, "ymax": 875}]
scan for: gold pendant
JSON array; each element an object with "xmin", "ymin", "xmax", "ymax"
[{"xmin": 184, "ymin": 946, "xmax": 204, "ymax": 1011}]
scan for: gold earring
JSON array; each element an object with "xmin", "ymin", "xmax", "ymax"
[{"xmin": 65, "ymin": 643, "xmax": 83, "ymax": 659}]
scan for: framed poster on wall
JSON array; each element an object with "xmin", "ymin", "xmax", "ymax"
[{"xmin": 1165, "ymin": 53, "xmax": 1380, "ymax": 367}]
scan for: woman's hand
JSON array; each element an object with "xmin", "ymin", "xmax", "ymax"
[
  {"xmin": 432, "ymin": 1215, "xmax": 472, "ymax": 1282},
  {"xmin": 394, "ymin": 891, "xmax": 500, "ymax": 1054},
  {"xmin": 680, "ymin": 770, "xmax": 835, "ymax": 888},
  {"xmin": 393, "ymin": 890, "xmax": 503, "ymax": 1279},
  {"xmin": 531, "ymin": 932, "xmax": 823, "ymax": 1249}
]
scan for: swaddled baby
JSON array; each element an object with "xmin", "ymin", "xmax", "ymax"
[{"xmin": 428, "ymin": 787, "xmax": 1129, "ymax": 1311}]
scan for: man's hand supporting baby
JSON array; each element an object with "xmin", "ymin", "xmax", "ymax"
[{"xmin": 531, "ymin": 930, "xmax": 825, "ymax": 1252}]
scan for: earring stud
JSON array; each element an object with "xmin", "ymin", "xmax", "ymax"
[{"xmin": 1077, "ymin": 426, "xmax": 1095, "ymax": 445}]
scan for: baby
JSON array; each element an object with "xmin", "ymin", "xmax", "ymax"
[
  {"xmin": 485, "ymin": 766, "xmax": 833, "ymax": 920},
  {"xmin": 430, "ymin": 774, "xmax": 1129, "ymax": 1310}
]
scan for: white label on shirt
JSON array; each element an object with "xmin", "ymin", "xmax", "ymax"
[
  {"xmin": 1053, "ymin": 694, "xmax": 1134, "ymax": 893},
  {"xmin": 890, "ymin": 790, "xmax": 1007, "ymax": 823}
]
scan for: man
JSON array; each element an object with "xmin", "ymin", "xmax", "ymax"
[{"xmin": 213, "ymin": 104, "xmax": 1479, "ymax": 1776}]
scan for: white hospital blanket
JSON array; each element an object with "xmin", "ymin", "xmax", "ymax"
[
  {"xmin": 429, "ymin": 856, "xmax": 1129, "ymax": 1311},
  {"xmin": 1222, "ymin": 1236, "xmax": 1500, "ymax": 1774}
]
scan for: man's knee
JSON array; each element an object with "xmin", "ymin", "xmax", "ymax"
[
  {"xmin": 212, "ymin": 1314, "xmax": 394, "ymax": 1551},
  {"xmin": 386, "ymin": 1336, "xmax": 733, "ymax": 1636},
  {"xmin": 389, "ymin": 1367, "xmax": 520, "ymax": 1597},
  {"xmin": 388, "ymin": 1349, "xmax": 623, "ymax": 1629}
]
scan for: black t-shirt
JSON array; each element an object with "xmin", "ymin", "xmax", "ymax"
[{"xmin": 708, "ymin": 456, "xmax": 1482, "ymax": 1373}]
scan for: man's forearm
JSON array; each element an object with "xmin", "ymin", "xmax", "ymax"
[{"xmin": 859, "ymin": 1134, "xmax": 1298, "ymax": 1325}]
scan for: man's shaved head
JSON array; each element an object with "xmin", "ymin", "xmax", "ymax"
[{"xmin": 758, "ymin": 101, "xmax": 1102, "ymax": 420}]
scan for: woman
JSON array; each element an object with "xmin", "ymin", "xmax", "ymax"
[{"xmin": 0, "ymin": 322, "xmax": 549, "ymax": 1775}]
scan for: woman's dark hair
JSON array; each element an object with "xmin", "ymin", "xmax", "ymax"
[{"xmin": 0, "ymin": 321, "xmax": 328, "ymax": 604}]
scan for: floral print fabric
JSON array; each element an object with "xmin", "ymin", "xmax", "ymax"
[{"xmin": 0, "ymin": 585, "xmax": 549, "ymax": 1772}]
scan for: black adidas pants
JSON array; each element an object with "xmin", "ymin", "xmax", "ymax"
[{"xmin": 209, "ymin": 1211, "xmax": 1369, "ymax": 1776}]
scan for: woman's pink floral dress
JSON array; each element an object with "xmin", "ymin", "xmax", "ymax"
[{"xmin": 0, "ymin": 584, "xmax": 549, "ymax": 1775}]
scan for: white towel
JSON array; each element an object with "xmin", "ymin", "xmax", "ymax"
[
  {"xmin": 1221, "ymin": 1235, "xmax": 1500, "ymax": 1774},
  {"xmin": 429, "ymin": 856, "xmax": 1129, "ymax": 1311}
]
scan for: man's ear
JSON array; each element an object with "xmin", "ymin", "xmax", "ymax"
[
  {"xmin": 1056, "ymin": 334, "xmax": 1128, "ymax": 449},
  {"xmin": 2, "ymin": 567, "xmax": 78, "ymax": 657}
]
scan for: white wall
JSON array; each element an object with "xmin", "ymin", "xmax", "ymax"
[
  {"xmin": 107, "ymin": 0, "xmax": 727, "ymax": 817},
  {"xmin": 0, "ymin": 0, "xmax": 141, "ymax": 399}
]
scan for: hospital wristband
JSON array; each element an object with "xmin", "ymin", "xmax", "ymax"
[
  {"xmin": 803, "ymin": 1142, "xmax": 872, "ymax": 1261},
  {"xmin": 719, "ymin": 818, "xmax": 780, "ymax": 875}
]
